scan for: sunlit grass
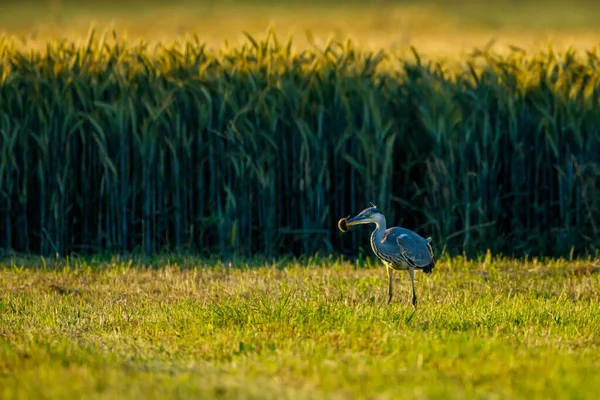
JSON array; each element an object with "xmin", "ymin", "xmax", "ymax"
[{"xmin": 1, "ymin": 255, "xmax": 599, "ymax": 399}]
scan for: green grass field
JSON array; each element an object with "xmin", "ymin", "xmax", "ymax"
[{"xmin": 2, "ymin": 255, "xmax": 600, "ymax": 399}]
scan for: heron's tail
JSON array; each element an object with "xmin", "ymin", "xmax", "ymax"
[
  {"xmin": 422, "ymin": 239, "xmax": 435, "ymax": 274},
  {"xmin": 420, "ymin": 260, "xmax": 434, "ymax": 274}
]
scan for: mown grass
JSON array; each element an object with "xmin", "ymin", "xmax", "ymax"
[{"xmin": 1, "ymin": 255, "xmax": 600, "ymax": 399}]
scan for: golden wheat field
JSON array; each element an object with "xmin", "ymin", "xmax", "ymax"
[{"xmin": 2, "ymin": 0, "xmax": 600, "ymax": 57}]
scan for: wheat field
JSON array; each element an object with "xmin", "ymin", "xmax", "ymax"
[
  {"xmin": 2, "ymin": 30, "xmax": 600, "ymax": 257},
  {"xmin": 2, "ymin": 0, "xmax": 600, "ymax": 57}
]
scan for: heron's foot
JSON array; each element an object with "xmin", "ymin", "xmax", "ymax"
[
  {"xmin": 388, "ymin": 293, "xmax": 392, "ymax": 304},
  {"xmin": 412, "ymin": 295, "xmax": 417, "ymax": 308}
]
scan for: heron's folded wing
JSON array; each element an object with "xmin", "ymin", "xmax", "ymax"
[{"xmin": 385, "ymin": 230, "xmax": 431, "ymax": 267}]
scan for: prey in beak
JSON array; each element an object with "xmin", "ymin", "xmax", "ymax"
[
  {"xmin": 338, "ymin": 216, "xmax": 350, "ymax": 232},
  {"xmin": 338, "ymin": 205, "xmax": 381, "ymax": 233}
]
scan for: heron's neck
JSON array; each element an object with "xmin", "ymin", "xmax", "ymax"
[{"xmin": 371, "ymin": 217, "xmax": 387, "ymax": 244}]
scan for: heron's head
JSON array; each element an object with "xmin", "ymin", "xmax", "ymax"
[{"xmin": 345, "ymin": 205, "xmax": 384, "ymax": 227}]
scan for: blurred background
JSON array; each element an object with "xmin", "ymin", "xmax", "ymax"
[{"xmin": 1, "ymin": 0, "xmax": 599, "ymax": 56}]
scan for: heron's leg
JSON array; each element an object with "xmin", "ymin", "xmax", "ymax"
[
  {"xmin": 387, "ymin": 264, "xmax": 393, "ymax": 304},
  {"xmin": 409, "ymin": 266, "xmax": 417, "ymax": 307}
]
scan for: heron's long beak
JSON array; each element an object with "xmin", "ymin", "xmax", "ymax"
[{"xmin": 345, "ymin": 214, "xmax": 366, "ymax": 227}]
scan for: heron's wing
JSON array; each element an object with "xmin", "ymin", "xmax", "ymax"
[
  {"xmin": 382, "ymin": 228, "xmax": 433, "ymax": 267},
  {"xmin": 426, "ymin": 241, "xmax": 435, "ymax": 259}
]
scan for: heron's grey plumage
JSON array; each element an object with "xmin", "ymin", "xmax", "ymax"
[{"xmin": 342, "ymin": 205, "xmax": 435, "ymax": 306}]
